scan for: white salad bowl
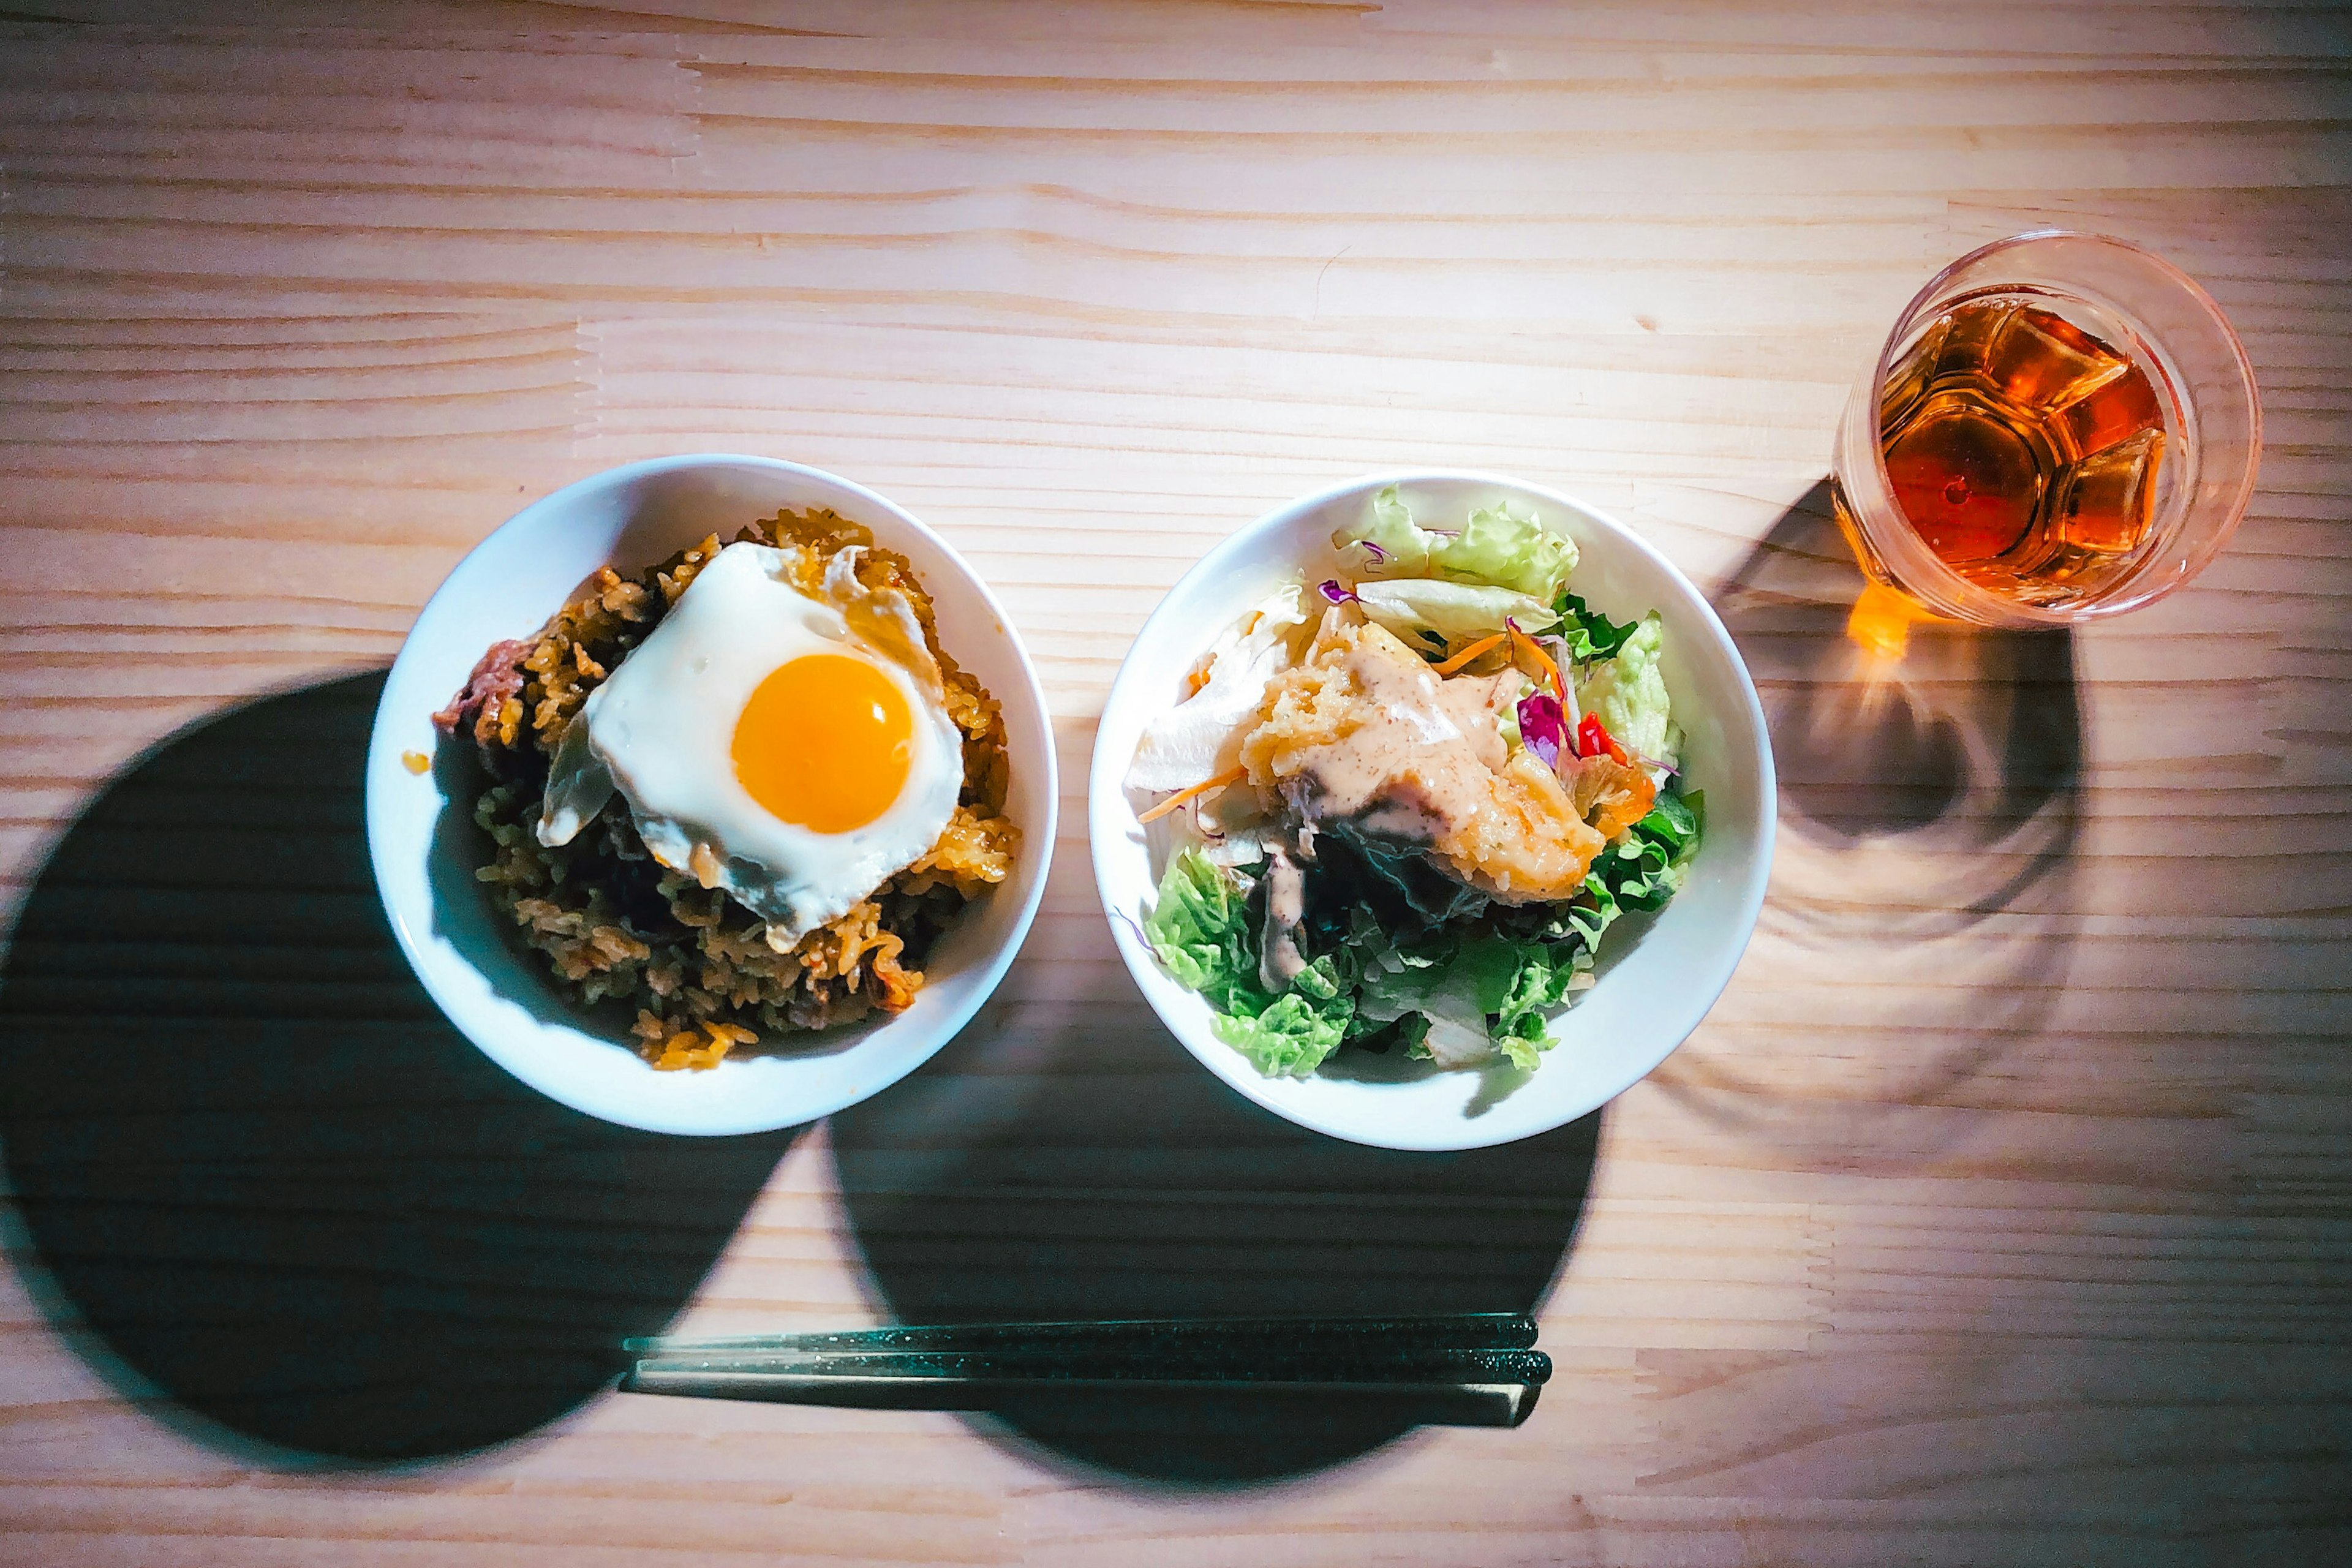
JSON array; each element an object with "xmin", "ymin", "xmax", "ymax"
[
  {"xmin": 1088, "ymin": 470, "xmax": 1773, "ymax": 1152},
  {"xmin": 366, "ymin": 454, "xmax": 1057, "ymax": 1137}
]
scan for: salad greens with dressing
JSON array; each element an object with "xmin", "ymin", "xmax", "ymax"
[{"xmin": 1129, "ymin": 488, "xmax": 1702, "ymax": 1081}]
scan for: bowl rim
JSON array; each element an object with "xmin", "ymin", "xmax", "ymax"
[
  {"xmin": 364, "ymin": 452, "xmax": 1058, "ymax": 1136},
  {"xmin": 1086, "ymin": 467, "xmax": 1775, "ymax": 1150}
]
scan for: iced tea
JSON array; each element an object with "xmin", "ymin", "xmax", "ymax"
[
  {"xmin": 1869, "ymin": 295, "xmax": 2165, "ymax": 607},
  {"xmin": 1833, "ymin": 234, "xmax": 2257, "ymax": 628}
]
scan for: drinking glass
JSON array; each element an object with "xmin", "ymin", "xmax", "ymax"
[{"xmin": 1830, "ymin": 231, "xmax": 2261, "ymax": 628}]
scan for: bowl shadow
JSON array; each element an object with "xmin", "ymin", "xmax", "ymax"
[
  {"xmin": 0, "ymin": 671, "xmax": 794, "ymax": 1465},
  {"xmin": 830, "ymin": 993, "xmax": 1600, "ymax": 1489}
]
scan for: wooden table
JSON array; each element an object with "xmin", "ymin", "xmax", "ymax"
[{"xmin": 2, "ymin": 4, "xmax": 2346, "ymax": 1563}]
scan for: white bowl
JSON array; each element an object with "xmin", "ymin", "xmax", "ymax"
[
  {"xmin": 1087, "ymin": 470, "xmax": 1773, "ymax": 1152},
  {"xmin": 366, "ymin": 455, "xmax": 1057, "ymax": 1136}
]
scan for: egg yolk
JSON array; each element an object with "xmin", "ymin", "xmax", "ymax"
[{"xmin": 733, "ymin": 654, "xmax": 913, "ymax": 834}]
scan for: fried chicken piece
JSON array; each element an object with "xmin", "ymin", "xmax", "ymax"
[{"xmin": 1238, "ymin": 609, "xmax": 1605, "ymax": 902}]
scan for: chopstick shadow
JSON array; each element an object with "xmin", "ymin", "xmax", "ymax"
[
  {"xmin": 1669, "ymin": 479, "xmax": 2085, "ymax": 1124},
  {"xmin": 830, "ymin": 1003, "xmax": 1598, "ymax": 1488},
  {"xmin": 0, "ymin": 671, "xmax": 793, "ymax": 1465}
]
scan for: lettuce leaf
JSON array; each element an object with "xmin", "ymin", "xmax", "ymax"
[
  {"xmin": 1145, "ymin": 848, "xmax": 1352, "ymax": 1077},
  {"xmin": 1555, "ymin": 590, "xmax": 1640, "ymax": 663},
  {"xmin": 1354, "ymin": 940, "xmax": 1552, "ymax": 1072},
  {"xmin": 1492, "ymin": 946, "xmax": 1578, "ymax": 1065},
  {"xmin": 1356, "ymin": 932, "xmax": 1511, "ymax": 1022},
  {"xmin": 1144, "ymin": 776, "xmax": 1703, "ymax": 1079},
  {"xmin": 1351, "ymin": 486, "xmax": 1435, "ymax": 577},
  {"xmin": 1334, "ymin": 486, "xmax": 1579, "ymax": 600},
  {"xmin": 1142, "ymin": 846, "xmax": 1267, "ymax": 1018},
  {"xmin": 1354, "ymin": 578, "xmax": 1557, "ymax": 646},
  {"xmin": 1212, "ymin": 987, "xmax": 1351, "ymax": 1079},
  {"xmin": 1578, "ymin": 782, "xmax": 1705, "ymax": 942},
  {"xmin": 1575, "ymin": 612, "xmax": 1675, "ymax": 765},
  {"xmin": 1442, "ymin": 498, "xmax": 1578, "ymax": 598}
]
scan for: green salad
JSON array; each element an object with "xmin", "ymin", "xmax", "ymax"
[{"xmin": 1125, "ymin": 488, "xmax": 1702, "ymax": 1079}]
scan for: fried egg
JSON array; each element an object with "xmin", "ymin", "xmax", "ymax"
[{"xmin": 536, "ymin": 540, "xmax": 965, "ymax": 946}]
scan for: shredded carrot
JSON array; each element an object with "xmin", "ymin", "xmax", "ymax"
[
  {"xmin": 1509, "ymin": 622, "xmax": 1567, "ymax": 701},
  {"xmin": 1138, "ymin": 764, "xmax": 1248, "ymax": 824},
  {"xmin": 1430, "ymin": 631, "xmax": 1507, "ymax": 676}
]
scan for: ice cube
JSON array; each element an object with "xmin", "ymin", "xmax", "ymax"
[
  {"xmin": 1986, "ymin": 304, "xmax": 2128, "ymax": 414},
  {"xmin": 2055, "ymin": 429, "xmax": 2162, "ymax": 556}
]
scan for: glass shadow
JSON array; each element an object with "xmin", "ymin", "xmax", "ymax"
[
  {"xmin": 0, "ymin": 672, "xmax": 794, "ymax": 1464},
  {"xmin": 1684, "ymin": 480, "xmax": 2087, "ymax": 1125}
]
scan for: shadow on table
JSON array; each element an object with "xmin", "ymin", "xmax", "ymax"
[
  {"xmin": 1673, "ymin": 480, "xmax": 2086, "ymax": 1123},
  {"xmin": 0, "ymin": 672, "xmax": 792, "ymax": 1465},
  {"xmin": 831, "ymin": 1003, "xmax": 1599, "ymax": 1489}
]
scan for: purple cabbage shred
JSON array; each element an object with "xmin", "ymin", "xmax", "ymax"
[{"xmin": 1517, "ymin": 690, "xmax": 1567, "ymax": 772}]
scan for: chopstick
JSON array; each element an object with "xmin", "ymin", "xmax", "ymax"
[
  {"xmin": 623, "ymin": 1311, "xmax": 1537, "ymax": 1356},
  {"xmin": 619, "ymin": 1314, "xmax": 1550, "ymax": 1429}
]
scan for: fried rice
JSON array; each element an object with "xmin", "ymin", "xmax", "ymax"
[{"xmin": 433, "ymin": 508, "xmax": 1019, "ymax": 1072}]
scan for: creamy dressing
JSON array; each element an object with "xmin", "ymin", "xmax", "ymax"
[
  {"xmin": 1256, "ymin": 845, "xmax": 1310, "ymax": 992},
  {"xmin": 1280, "ymin": 646, "xmax": 1515, "ymax": 848}
]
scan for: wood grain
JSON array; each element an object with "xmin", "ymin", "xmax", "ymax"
[{"xmin": 1, "ymin": 2, "xmax": 2347, "ymax": 1563}]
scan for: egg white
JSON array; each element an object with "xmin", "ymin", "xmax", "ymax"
[{"xmin": 537, "ymin": 540, "xmax": 965, "ymax": 945}]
